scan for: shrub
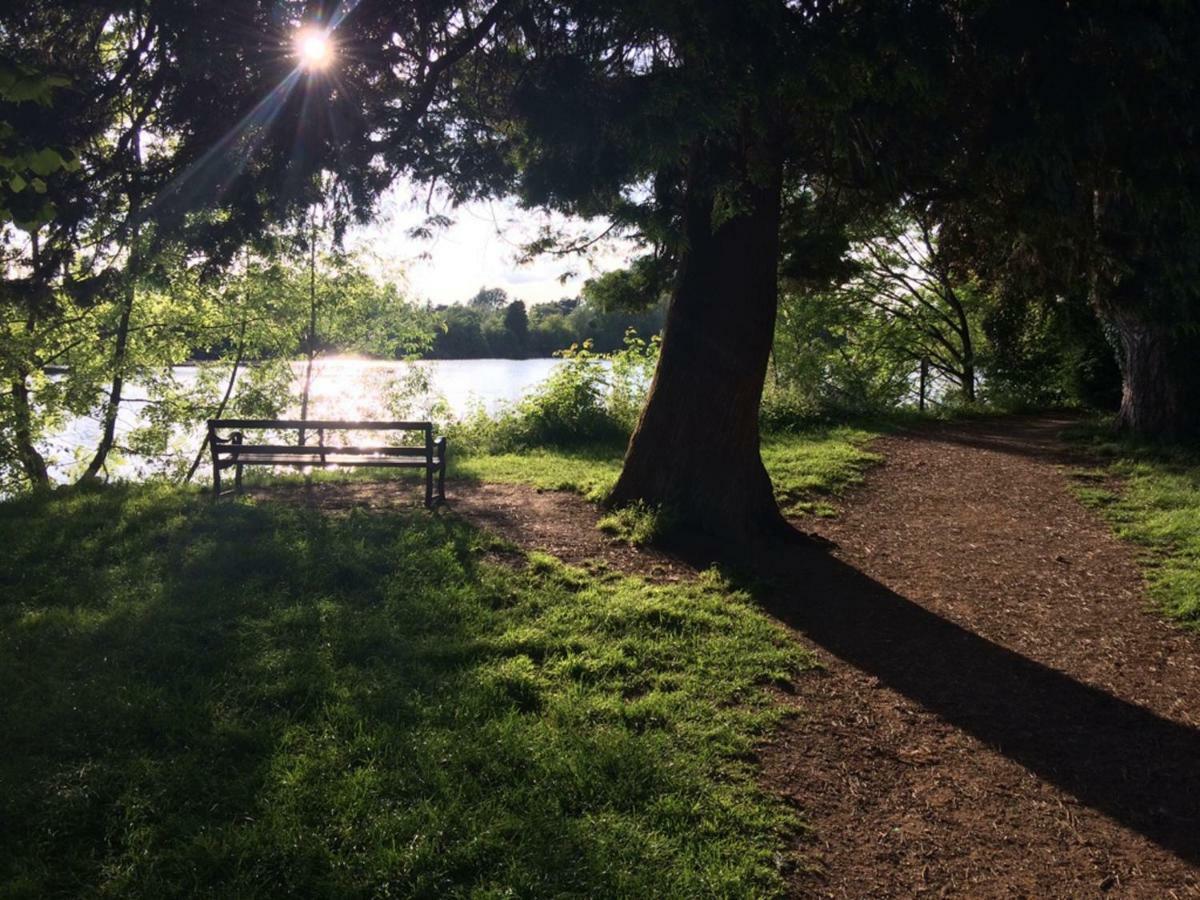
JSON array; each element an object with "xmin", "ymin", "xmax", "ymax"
[{"xmin": 454, "ymin": 332, "xmax": 659, "ymax": 453}]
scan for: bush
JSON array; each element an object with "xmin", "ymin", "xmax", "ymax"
[
  {"xmin": 759, "ymin": 383, "xmax": 823, "ymax": 433},
  {"xmin": 453, "ymin": 332, "xmax": 659, "ymax": 453}
]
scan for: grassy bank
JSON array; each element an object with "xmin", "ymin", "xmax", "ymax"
[
  {"xmin": 0, "ymin": 483, "xmax": 810, "ymax": 898},
  {"xmin": 1069, "ymin": 428, "xmax": 1200, "ymax": 626},
  {"xmin": 455, "ymin": 425, "xmax": 883, "ymax": 517}
]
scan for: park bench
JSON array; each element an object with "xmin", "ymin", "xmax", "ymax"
[{"xmin": 207, "ymin": 419, "xmax": 447, "ymax": 508}]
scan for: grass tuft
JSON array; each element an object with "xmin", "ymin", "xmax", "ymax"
[{"xmin": 597, "ymin": 501, "xmax": 676, "ymax": 546}]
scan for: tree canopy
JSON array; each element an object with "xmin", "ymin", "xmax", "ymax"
[{"xmin": 4, "ymin": 0, "xmax": 1199, "ymax": 536}]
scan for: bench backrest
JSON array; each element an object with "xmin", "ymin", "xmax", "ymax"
[{"xmin": 208, "ymin": 419, "xmax": 436, "ymax": 460}]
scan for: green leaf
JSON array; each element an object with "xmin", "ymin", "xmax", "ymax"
[{"xmin": 28, "ymin": 148, "xmax": 65, "ymax": 176}]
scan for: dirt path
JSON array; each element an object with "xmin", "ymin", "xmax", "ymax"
[
  {"xmin": 762, "ymin": 416, "xmax": 1200, "ymax": 898},
  {"xmin": 256, "ymin": 416, "xmax": 1200, "ymax": 896}
]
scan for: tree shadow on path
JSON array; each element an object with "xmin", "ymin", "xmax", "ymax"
[
  {"xmin": 733, "ymin": 538, "xmax": 1200, "ymax": 866},
  {"xmin": 887, "ymin": 413, "xmax": 1095, "ymax": 467}
]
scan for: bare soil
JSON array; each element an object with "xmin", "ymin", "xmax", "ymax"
[{"xmin": 252, "ymin": 416, "xmax": 1200, "ymax": 898}]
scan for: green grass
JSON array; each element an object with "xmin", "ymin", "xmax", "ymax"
[
  {"xmin": 0, "ymin": 483, "xmax": 811, "ymax": 898},
  {"xmin": 453, "ymin": 444, "xmax": 625, "ymax": 502},
  {"xmin": 1067, "ymin": 427, "xmax": 1200, "ymax": 626},
  {"xmin": 761, "ymin": 427, "xmax": 883, "ymax": 516},
  {"xmin": 455, "ymin": 426, "xmax": 883, "ymax": 518},
  {"xmin": 597, "ymin": 501, "xmax": 677, "ymax": 546}
]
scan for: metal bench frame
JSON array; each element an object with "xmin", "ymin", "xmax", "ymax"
[{"xmin": 208, "ymin": 419, "xmax": 447, "ymax": 508}]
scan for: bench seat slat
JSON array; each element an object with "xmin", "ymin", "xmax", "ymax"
[
  {"xmin": 210, "ymin": 419, "xmax": 431, "ymax": 431},
  {"xmin": 214, "ymin": 444, "xmax": 429, "ymax": 457},
  {"xmin": 219, "ymin": 455, "xmax": 441, "ymax": 469}
]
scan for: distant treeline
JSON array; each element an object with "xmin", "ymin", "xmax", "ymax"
[{"xmin": 423, "ymin": 288, "xmax": 665, "ymax": 359}]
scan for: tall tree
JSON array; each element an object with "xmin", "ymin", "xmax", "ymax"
[
  {"xmin": 931, "ymin": 1, "xmax": 1200, "ymax": 438},
  {"xmin": 148, "ymin": 0, "xmax": 1200, "ymax": 537},
  {"xmin": 146, "ymin": 0, "xmax": 948, "ymax": 539}
]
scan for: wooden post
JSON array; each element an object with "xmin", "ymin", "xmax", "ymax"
[
  {"xmin": 209, "ymin": 424, "xmax": 221, "ymax": 499},
  {"xmin": 436, "ymin": 436, "xmax": 447, "ymax": 504},
  {"xmin": 232, "ymin": 432, "xmax": 244, "ymax": 493},
  {"xmin": 424, "ymin": 426, "xmax": 434, "ymax": 509},
  {"xmin": 919, "ymin": 357, "xmax": 929, "ymax": 412}
]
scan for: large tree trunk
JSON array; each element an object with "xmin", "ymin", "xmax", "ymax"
[
  {"xmin": 1090, "ymin": 189, "xmax": 1200, "ymax": 439},
  {"xmin": 608, "ymin": 139, "xmax": 790, "ymax": 541},
  {"xmin": 1109, "ymin": 309, "xmax": 1200, "ymax": 438}
]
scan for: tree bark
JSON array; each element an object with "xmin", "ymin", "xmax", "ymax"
[
  {"xmin": 83, "ymin": 83, "xmax": 142, "ymax": 483},
  {"xmin": 949, "ymin": 295, "xmax": 975, "ymax": 403},
  {"xmin": 1109, "ymin": 309, "xmax": 1200, "ymax": 439},
  {"xmin": 1090, "ymin": 188, "xmax": 1200, "ymax": 439},
  {"xmin": 10, "ymin": 373, "xmax": 49, "ymax": 486},
  {"xmin": 81, "ymin": 285, "xmax": 134, "ymax": 481},
  {"xmin": 608, "ymin": 137, "xmax": 790, "ymax": 541},
  {"xmin": 10, "ymin": 230, "xmax": 50, "ymax": 486}
]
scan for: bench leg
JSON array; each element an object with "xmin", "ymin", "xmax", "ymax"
[
  {"xmin": 235, "ymin": 463, "xmax": 243, "ymax": 494},
  {"xmin": 438, "ymin": 458, "xmax": 446, "ymax": 505}
]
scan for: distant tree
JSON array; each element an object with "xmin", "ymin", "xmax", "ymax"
[
  {"xmin": 430, "ymin": 305, "xmax": 489, "ymax": 358},
  {"xmin": 978, "ymin": 288, "xmax": 1122, "ymax": 412},
  {"xmin": 469, "ymin": 287, "xmax": 508, "ymax": 312},
  {"xmin": 503, "ymin": 300, "xmax": 529, "ymax": 356},
  {"xmin": 839, "ymin": 206, "xmax": 982, "ymax": 403}
]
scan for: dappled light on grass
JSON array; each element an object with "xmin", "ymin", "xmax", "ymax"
[{"xmin": 0, "ymin": 484, "xmax": 809, "ymax": 896}]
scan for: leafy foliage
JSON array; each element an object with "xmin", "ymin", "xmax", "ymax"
[
  {"xmin": 0, "ymin": 56, "xmax": 77, "ymax": 228},
  {"xmin": 455, "ymin": 330, "xmax": 658, "ymax": 452},
  {"xmin": 427, "ymin": 290, "xmax": 665, "ymax": 359}
]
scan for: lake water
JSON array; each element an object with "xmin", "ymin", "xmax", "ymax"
[{"xmin": 44, "ymin": 357, "xmax": 573, "ymax": 482}]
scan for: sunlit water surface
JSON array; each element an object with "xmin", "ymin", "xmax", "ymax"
[{"xmin": 44, "ymin": 357, "xmax": 572, "ymax": 482}]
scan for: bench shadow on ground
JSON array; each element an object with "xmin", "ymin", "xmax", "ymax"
[{"xmin": 676, "ymin": 536, "xmax": 1200, "ymax": 867}]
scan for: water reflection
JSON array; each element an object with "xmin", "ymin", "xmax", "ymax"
[{"xmin": 44, "ymin": 357, "xmax": 570, "ymax": 482}]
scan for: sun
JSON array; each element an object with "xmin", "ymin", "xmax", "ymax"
[{"xmin": 295, "ymin": 26, "xmax": 333, "ymax": 70}]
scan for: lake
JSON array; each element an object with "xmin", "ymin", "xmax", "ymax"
[{"xmin": 44, "ymin": 357, "xmax": 574, "ymax": 482}]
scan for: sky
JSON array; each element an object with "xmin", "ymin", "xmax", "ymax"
[{"xmin": 347, "ymin": 182, "xmax": 631, "ymax": 308}]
